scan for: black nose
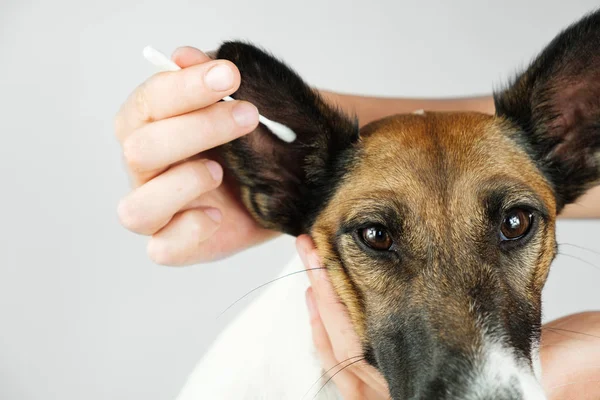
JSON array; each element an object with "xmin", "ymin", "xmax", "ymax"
[
  {"xmin": 377, "ymin": 344, "xmax": 545, "ymax": 400},
  {"xmin": 414, "ymin": 376, "xmax": 524, "ymax": 400}
]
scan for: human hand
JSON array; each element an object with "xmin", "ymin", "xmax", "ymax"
[
  {"xmin": 296, "ymin": 234, "xmax": 391, "ymax": 400},
  {"xmin": 297, "ymin": 234, "xmax": 600, "ymax": 400},
  {"xmin": 115, "ymin": 46, "xmax": 278, "ymax": 265},
  {"xmin": 541, "ymin": 311, "xmax": 600, "ymax": 400}
]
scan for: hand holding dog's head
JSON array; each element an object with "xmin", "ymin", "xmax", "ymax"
[{"xmin": 216, "ymin": 10, "xmax": 600, "ymax": 400}]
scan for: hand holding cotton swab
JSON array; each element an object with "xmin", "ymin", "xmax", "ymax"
[{"xmin": 142, "ymin": 46, "xmax": 296, "ymax": 143}]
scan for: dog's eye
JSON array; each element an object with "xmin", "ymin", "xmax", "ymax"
[
  {"xmin": 360, "ymin": 226, "xmax": 393, "ymax": 250},
  {"xmin": 500, "ymin": 208, "xmax": 533, "ymax": 240}
]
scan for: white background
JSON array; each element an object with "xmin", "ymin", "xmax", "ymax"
[{"xmin": 1, "ymin": 1, "xmax": 598, "ymax": 399}]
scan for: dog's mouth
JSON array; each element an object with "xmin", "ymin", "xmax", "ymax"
[
  {"xmin": 367, "ymin": 337, "xmax": 546, "ymax": 400},
  {"xmin": 351, "ymin": 287, "xmax": 547, "ymax": 400}
]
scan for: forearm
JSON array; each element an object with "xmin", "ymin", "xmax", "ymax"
[
  {"xmin": 319, "ymin": 90, "xmax": 496, "ymax": 126},
  {"xmin": 319, "ymin": 90, "xmax": 600, "ymax": 219},
  {"xmin": 561, "ymin": 187, "xmax": 600, "ymax": 218}
]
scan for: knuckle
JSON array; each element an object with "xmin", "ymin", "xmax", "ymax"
[
  {"xmin": 147, "ymin": 239, "xmax": 175, "ymax": 266},
  {"xmin": 187, "ymin": 213, "xmax": 205, "ymax": 240},
  {"xmin": 182, "ymin": 161, "xmax": 217, "ymax": 192},
  {"xmin": 122, "ymin": 137, "xmax": 144, "ymax": 171},
  {"xmin": 117, "ymin": 198, "xmax": 142, "ymax": 231},
  {"xmin": 134, "ymin": 82, "xmax": 153, "ymax": 123},
  {"xmin": 170, "ymin": 70, "xmax": 189, "ymax": 96},
  {"xmin": 196, "ymin": 110, "xmax": 220, "ymax": 137},
  {"xmin": 176, "ymin": 163, "xmax": 203, "ymax": 193},
  {"xmin": 117, "ymin": 197, "xmax": 157, "ymax": 234},
  {"xmin": 114, "ymin": 112, "xmax": 127, "ymax": 141}
]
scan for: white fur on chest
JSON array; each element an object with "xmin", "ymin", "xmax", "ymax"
[{"xmin": 176, "ymin": 256, "xmax": 341, "ymax": 400}]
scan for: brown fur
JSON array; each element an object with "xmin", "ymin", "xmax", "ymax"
[
  {"xmin": 214, "ymin": 13, "xmax": 600, "ymax": 395},
  {"xmin": 311, "ymin": 112, "xmax": 557, "ymax": 347}
]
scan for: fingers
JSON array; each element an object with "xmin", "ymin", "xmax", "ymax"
[
  {"xmin": 144, "ymin": 185, "xmax": 279, "ymax": 264},
  {"xmin": 117, "ymin": 158, "xmax": 223, "ymax": 235},
  {"xmin": 305, "ymin": 287, "xmax": 366, "ymax": 400},
  {"xmin": 540, "ymin": 312, "xmax": 600, "ymax": 400},
  {"xmin": 122, "ymin": 100, "xmax": 258, "ymax": 179},
  {"xmin": 147, "ymin": 208, "xmax": 222, "ymax": 266},
  {"xmin": 114, "ymin": 45, "xmax": 276, "ymax": 265},
  {"xmin": 297, "ymin": 235, "xmax": 363, "ymax": 362},
  {"xmin": 115, "ymin": 57, "xmax": 242, "ymax": 142},
  {"xmin": 297, "ymin": 235, "xmax": 390, "ymax": 397},
  {"xmin": 171, "ymin": 46, "xmax": 211, "ymax": 68},
  {"xmin": 306, "ymin": 285, "xmax": 389, "ymax": 400}
]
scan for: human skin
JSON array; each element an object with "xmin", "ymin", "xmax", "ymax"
[
  {"xmin": 296, "ymin": 235, "xmax": 600, "ymax": 400},
  {"xmin": 115, "ymin": 47, "xmax": 276, "ymax": 265},
  {"xmin": 115, "ymin": 47, "xmax": 600, "ymax": 266},
  {"xmin": 116, "ymin": 45, "xmax": 600, "ymax": 398}
]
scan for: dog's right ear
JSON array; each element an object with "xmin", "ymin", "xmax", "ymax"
[
  {"xmin": 494, "ymin": 10, "xmax": 600, "ymax": 211},
  {"xmin": 215, "ymin": 42, "xmax": 359, "ymax": 236}
]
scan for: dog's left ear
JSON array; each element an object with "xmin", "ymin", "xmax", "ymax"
[
  {"xmin": 494, "ymin": 10, "xmax": 600, "ymax": 211},
  {"xmin": 215, "ymin": 42, "xmax": 359, "ymax": 236}
]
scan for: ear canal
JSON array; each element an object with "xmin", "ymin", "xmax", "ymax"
[
  {"xmin": 215, "ymin": 41, "xmax": 359, "ymax": 236},
  {"xmin": 494, "ymin": 10, "xmax": 600, "ymax": 210}
]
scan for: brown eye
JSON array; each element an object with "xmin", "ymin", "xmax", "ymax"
[
  {"xmin": 500, "ymin": 209, "xmax": 533, "ymax": 240},
  {"xmin": 360, "ymin": 226, "xmax": 393, "ymax": 250}
]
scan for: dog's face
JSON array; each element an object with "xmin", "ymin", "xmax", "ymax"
[
  {"xmin": 216, "ymin": 11, "xmax": 600, "ymax": 400},
  {"xmin": 311, "ymin": 113, "xmax": 557, "ymax": 399}
]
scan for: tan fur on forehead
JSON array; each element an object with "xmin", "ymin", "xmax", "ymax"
[
  {"xmin": 311, "ymin": 112, "xmax": 558, "ymax": 342},
  {"xmin": 358, "ymin": 113, "xmax": 555, "ymax": 199}
]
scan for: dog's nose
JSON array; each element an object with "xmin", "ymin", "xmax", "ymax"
[
  {"xmin": 417, "ymin": 380, "xmax": 524, "ymax": 400},
  {"xmin": 414, "ymin": 374, "xmax": 546, "ymax": 400},
  {"xmin": 413, "ymin": 344, "xmax": 547, "ymax": 400}
]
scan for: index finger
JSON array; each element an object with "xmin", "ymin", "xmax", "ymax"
[{"xmin": 115, "ymin": 58, "xmax": 241, "ymax": 143}]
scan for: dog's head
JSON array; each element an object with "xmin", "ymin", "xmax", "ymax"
[{"xmin": 216, "ymin": 10, "xmax": 600, "ymax": 400}]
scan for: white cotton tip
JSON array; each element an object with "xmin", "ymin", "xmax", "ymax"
[
  {"xmin": 142, "ymin": 45, "xmax": 296, "ymax": 143},
  {"xmin": 259, "ymin": 117, "xmax": 297, "ymax": 143},
  {"xmin": 220, "ymin": 97, "xmax": 296, "ymax": 142},
  {"xmin": 143, "ymin": 45, "xmax": 181, "ymax": 71}
]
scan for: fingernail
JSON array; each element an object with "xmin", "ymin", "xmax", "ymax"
[
  {"xmin": 170, "ymin": 46, "xmax": 188, "ymax": 61},
  {"xmin": 232, "ymin": 102, "xmax": 259, "ymax": 127},
  {"xmin": 306, "ymin": 287, "xmax": 319, "ymax": 321},
  {"xmin": 205, "ymin": 64, "xmax": 234, "ymax": 91},
  {"xmin": 204, "ymin": 160, "xmax": 223, "ymax": 182},
  {"xmin": 204, "ymin": 208, "xmax": 222, "ymax": 223}
]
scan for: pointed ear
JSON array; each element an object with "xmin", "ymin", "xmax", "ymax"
[
  {"xmin": 215, "ymin": 42, "xmax": 359, "ymax": 236},
  {"xmin": 494, "ymin": 10, "xmax": 600, "ymax": 211}
]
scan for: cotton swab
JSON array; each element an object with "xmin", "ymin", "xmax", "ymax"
[{"xmin": 142, "ymin": 46, "xmax": 297, "ymax": 143}]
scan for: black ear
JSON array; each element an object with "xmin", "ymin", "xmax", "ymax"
[
  {"xmin": 215, "ymin": 42, "xmax": 359, "ymax": 236},
  {"xmin": 494, "ymin": 10, "xmax": 600, "ymax": 211}
]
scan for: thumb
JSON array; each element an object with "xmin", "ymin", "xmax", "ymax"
[{"xmin": 171, "ymin": 46, "xmax": 212, "ymax": 68}]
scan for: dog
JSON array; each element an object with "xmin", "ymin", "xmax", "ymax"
[{"xmin": 176, "ymin": 9, "xmax": 600, "ymax": 400}]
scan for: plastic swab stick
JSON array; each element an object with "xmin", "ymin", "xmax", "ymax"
[{"xmin": 143, "ymin": 46, "xmax": 296, "ymax": 143}]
